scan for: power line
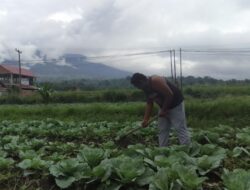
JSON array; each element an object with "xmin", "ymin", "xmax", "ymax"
[
  {"xmin": 183, "ymin": 51, "xmax": 250, "ymax": 53},
  {"xmin": 182, "ymin": 52, "xmax": 250, "ymax": 56},
  {"xmin": 23, "ymin": 59, "xmax": 63, "ymax": 62},
  {"xmin": 181, "ymin": 47, "xmax": 250, "ymax": 54},
  {"xmin": 18, "ymin": 47, "xmax": 250, "ymax": 63},
  {"xmin": 20, "ymin": 50, "xmax": 171, "ymax": 63},
  {"xmin": 86, "ymin": 50, "xmax": 170, "ymax": 59}
]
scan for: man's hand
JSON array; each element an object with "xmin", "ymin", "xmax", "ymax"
[{"xmin": 141, "ymin": 119, "xmax": 149, "ymax": 128}]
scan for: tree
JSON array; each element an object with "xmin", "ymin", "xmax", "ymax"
[{"xmin": 38, "ymin": 83, "xmax": 54, "ymax": 104}]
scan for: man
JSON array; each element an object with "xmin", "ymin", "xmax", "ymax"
[{"xmin": 130, "ymin": 73, "xmax": 190, "ymax": 146}]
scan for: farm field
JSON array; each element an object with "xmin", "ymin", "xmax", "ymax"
[
  {"xmin": 0, "ymin": 85, "xmax": 250, "ymax": 189},
  {"xmin": 0, "ymin": 119, "xmax": 249, "ymax": 189},
  {"xmin": 0, "ymin": 96, "xmax": 250, "ymax": 127}
]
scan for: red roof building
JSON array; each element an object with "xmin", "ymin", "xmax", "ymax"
[
  {"xmin": 0, "ymin": 65, "xmax": 34, "ymax": 77},
  {"xmin": 0, "ymin": 64, "xmax": 37, "ymax": 94}
]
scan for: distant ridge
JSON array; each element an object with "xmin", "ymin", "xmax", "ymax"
[{"xmin": 1, "ymin": 53, "xmax": 132, "ymax": 80}]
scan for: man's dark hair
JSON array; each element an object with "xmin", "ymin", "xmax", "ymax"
[{"xmin": 130, "ymin": 73, "xmax": 147, "ymax": 86}]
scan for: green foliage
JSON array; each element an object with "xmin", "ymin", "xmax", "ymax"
[
  {"xmin": 49, "ymin": 158, "xmax": 91, "ymax": 188},
  {"xmin": 112, "ymin": 156, "xmax": 146, "ymax": 184},
  {"xmin": 184, "ymin": 83, "xmax": 250, "ymax": 99},
  {"xmin": 149, "ymin": 167, "xmax": 177, "ymax": 190},
  {"xmin": 149, "ymin": 164, "xmax": 206, "ymax": 190},
  {"xmin": 102, "ymin": 91, "xmax": 124, "ymax": 102},
  {"xmin": 0, "ymin": 117, "xmax": 249, "ymax": 189},
  {"xmin": 77, "ymin": 147, "xmax": 107, "ymax": 168},
  {"xmin": 0, "ymin": 157, "xmax": 14, "ymax": 170},
  {"xmin": 231, "ymin": 147, "xmax": 250, "ymax": 157},
  {"xmin": 175, "ymin": 164, "xmax": 206, "ymax": 190},
  {"xmin": 196, "ymin": 154, "xmax": 224, "ymax": 175},
  {"xmin": 38, "ymin": 78, "xmax": 133, "ymax": 91},
  {"xmin": 1, "ymin": 83, "xmax": 250, "ymax": 105},
  {"xmin": 222, "ymin": 169, "xmax": 250, "ymax": 190},
  {"xmin": 7, "ymin": 85, "xmax": 21, "ymax": 95},
  {"xmin": 17, "ymin": 157, "xmax": 48, "ymax": 171},
  {"xmin": 0, "ymin": 103, "xmax": 146, "ymax": 122},
  {"xmin": 236, "ymin": 132, "xmax": 250, "ymax": 145},
  {"xmin": 38, "ymin": 83, "xmax": 54, "ymax": 104},
  {"xmin": 93, "ymin": 159, "xmax": 113, "ymax": 182},
  {"xmin": 1, "ymin": 97, "xmax": 250, "ymax": 130}
]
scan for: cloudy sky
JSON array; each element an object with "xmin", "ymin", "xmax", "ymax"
[{"xmin": 1, "ymin": 0, "xmax": 250, "ymax": 79}]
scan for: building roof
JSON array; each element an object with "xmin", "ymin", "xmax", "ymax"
[{"xmin": 0, "ymin": 64, "xmax": 35, "ymax": 77}]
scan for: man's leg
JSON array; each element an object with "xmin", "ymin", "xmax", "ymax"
[
  {"xmin": 169, "ymin": 102, "xmax": 191, "ymax": 145},
  {"xmin": 157, "ymin": 115, "xmax": 171, "ymax": 147}
]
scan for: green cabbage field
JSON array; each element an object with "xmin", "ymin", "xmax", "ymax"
[
  {"xmin": 1, "ymin": 84, "xmax": 250, "ymax": 189},
  {"xmin": 0, "ymin": 119, "xmax": 249, "ymax": 190}
]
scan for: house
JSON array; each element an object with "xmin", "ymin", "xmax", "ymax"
[
  {"xmin": 0, "ymin": 81, "xmax": 7, "ymax": 96},
  {"xmin": 0, "ymin": 64, "xmax": 37, "ymax": 96}
]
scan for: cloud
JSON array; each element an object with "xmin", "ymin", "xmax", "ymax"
[
  {"xmin": 1, "ymin": 0, "xmax": 250, "ymax": 79},
  {"xmin": 47, "ymin": 10, "xmax": 83, "ymax": 23},
  {"xmin": 0, "ymin": 9, "xmax": 7, "ymax": 17}
]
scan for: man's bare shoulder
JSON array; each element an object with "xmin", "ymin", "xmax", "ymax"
[
  {"xmin": 151, "ymin": 75, "xmax": 165, "ymax": 84},
  {"xmin": 150, "ymin": 75, "xmax": 173, "ymax": 95}
]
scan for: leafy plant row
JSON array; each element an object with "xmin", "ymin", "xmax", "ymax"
[{"xmin": 0, "ymin": 119, "xmax": 249, "ymax": 189}]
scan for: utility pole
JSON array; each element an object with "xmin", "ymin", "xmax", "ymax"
[
  {"xmin": 15, "ymin": 48, "xmax": 22, "ymax": 87},
  {"xmin": 170, "ymin": 50, "xmax": 174, "ymax": 81},
  {"xmin": 173, "ymin": 49, "xmax": 177, "ymax": 85},
  {"xmin": 180, "ymin": 48, "xmax": 183, "ymax": 91}
]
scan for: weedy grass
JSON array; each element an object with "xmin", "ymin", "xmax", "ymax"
[
  {"xmin": 0, "ymin": 103, "xmax": 146, "ymax": 122},
  {"xmin": 1, "ymin": 84, "xmax": 250, "ymax": 104},
  {"xmin": 1, "ymin": 96, "xmax": 250, "ymax": 128}
]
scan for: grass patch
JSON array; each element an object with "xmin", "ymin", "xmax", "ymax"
[
  {"xmin": 1, "ymin": 96, "xmax": 250, "ymax": 128},
  {"xmin": 0, "ymin": 103, "xmax": 146, "ymax": 122}
]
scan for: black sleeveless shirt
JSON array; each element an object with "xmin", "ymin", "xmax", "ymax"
[{"xmin": 145, "ymin": 77, "xmax": 184, "ymax": 109}]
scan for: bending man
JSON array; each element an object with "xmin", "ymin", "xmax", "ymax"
[{"xmin": 130, "ymin": 73, "xmax": 191, "ymax": 146}]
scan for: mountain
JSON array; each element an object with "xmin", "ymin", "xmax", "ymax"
[
  {"xmin": 30, "ymin": 54, "xmax": 132, "ymax": 80},
  {"xmin": 1, "ymin": 53, "xmax": 132, "ymax": 80}
]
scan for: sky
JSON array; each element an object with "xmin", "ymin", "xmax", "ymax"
[{"xmin": 1, "ymin": 0, "xmax": 250, "ymax": 79}]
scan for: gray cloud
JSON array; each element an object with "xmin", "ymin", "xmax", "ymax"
[{"xmin": 1, "ymin": 0, "xmax": 250, "ymax": 79}]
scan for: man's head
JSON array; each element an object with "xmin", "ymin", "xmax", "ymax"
[{"xmin": 130, "ymin": 73, "xmax": 150, "ymax": 90}]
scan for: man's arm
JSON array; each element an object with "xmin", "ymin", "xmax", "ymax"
[
  {"xmin": 151, "ymin": 76, "xmax": 173, "ymax": 116},
  {"xmin": 142, "ymin": 101, "xmax": 153, "ymax": 127}
]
